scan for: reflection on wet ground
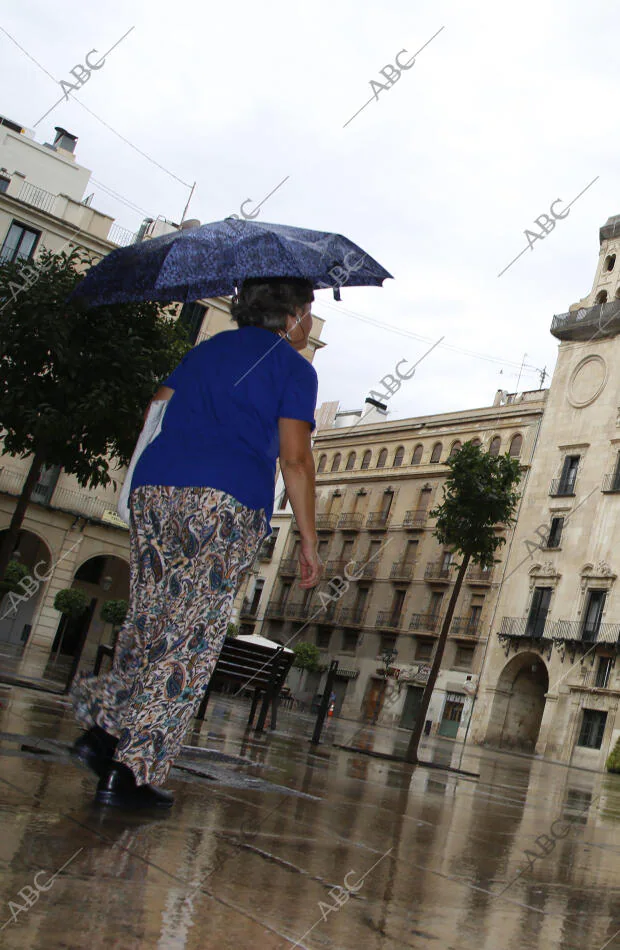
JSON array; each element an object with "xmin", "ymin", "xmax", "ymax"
[{"xmin": 1, "ymin": 684, "xmax": 620, "ymax": 949}]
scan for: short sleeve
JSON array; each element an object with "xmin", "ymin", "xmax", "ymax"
[
  {"xmin": 278, "ymin": 357, "xmax": 318, "ymax": 430},
  {"xmin": 162, "ymin": 344, "xmax": 200, "ymax": 389}
]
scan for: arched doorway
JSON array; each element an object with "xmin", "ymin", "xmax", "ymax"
[
  {"xmin": 0, "ymin": 529, "xmax": 52, "ymax": 658},
  {"xmin": 487, "ymin": 652, "xmax": 549, "ymax": 751},
  {"xmin": 46, "ymin": 554, "xmax": 129, "ymax": 685}
]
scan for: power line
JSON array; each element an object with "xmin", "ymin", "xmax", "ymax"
[{"xmin": 90, "ymin": 178, "xmax": 152, "ymax": 218}]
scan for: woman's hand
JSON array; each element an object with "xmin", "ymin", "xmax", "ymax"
[{"xmin": 298, "ymin": 535, "xmax": 322, "ymax": 589}]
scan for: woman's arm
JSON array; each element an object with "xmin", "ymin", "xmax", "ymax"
[
  {"xmin": 278, "ymin": 417, "xmax": 322, "ymax": 589},
  {"xmin": 143, "ymin": 385, "xmax": 175, "ymax": 424}
]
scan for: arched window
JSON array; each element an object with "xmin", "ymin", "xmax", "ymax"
[
  {"xmin": 331, "ymin": 453, "xmax": 341, "ymax": 473},
  {"xmin": 411, "ymin": 444, "xmax": 423, "ymax": 465},
  {"xmin": 509, "ymin": 434, "xmax": 523, "ymax": 457},
  {"xmin": 317, "ymin": 454, "xmax": 327, "ymax": 473},
  {"xmin": 377, "ymin": 448, "xmax": 388, "ymax": 468},
  {"xmin": 361, "ymin": 450, "xmax": 372, "ymax": 470},
  {"xmin": 448, "ymin": 440, "xmax": 462, "ymax": 458},
  {"xmin": 595, "ymin": 290, "xmax": 608, "ymax": 305},
  {"xmin": 489, "ymin": 436, "xmax": 501, "ymax": 457},
  {"xmin": 471, "ymin": 438, "xmax": 481, "ymax": 447},
  {"xmin": 605, "ymin": 254, "xmax": 616, "ymax": 272},
  {"xmin": 393, "ymin": 446, "xmax": 404, "ymax": 467},
  {"xmin": 345, "ymin": 451, "xmax": 356, "ymax": 471},
  {"xmin": 430, "ymin": 442, "xmax": 442, "ymax": 463}
]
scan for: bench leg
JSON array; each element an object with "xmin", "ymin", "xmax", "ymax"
[
  {"xmin": 270, "ymin": 692, "xmax": 279, "ymax": 731},
  {"xmin": 196, "ymin": 684, "xmax": 211, "ymax": 721},
  {"xmin": 255, "ymin": 690, "xmax": 271, "ymax": 733},
  {"xmin": 248, "ymin": 688, "xmax": 261, "ymax": 727}
]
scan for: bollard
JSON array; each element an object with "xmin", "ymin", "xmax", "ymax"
[{"xmin": 311, "ymin": 660, "xmax": 339, "ymax": 745}]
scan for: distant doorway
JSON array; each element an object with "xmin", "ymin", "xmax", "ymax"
[
  {"xmin": 400, "ymin": 685, "xmax": 424, "ymax": 730},
  {"xmin": 487, "ymin": 652, "xmax": 549, "ymax": 751}
]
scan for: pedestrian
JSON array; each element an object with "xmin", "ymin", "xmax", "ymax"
[{"xmin": 70, "ymin": 277, "xmax": 322, "ymax": 809}]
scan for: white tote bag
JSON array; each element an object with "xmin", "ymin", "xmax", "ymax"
[{"xmin": 117, "ymin": 399, "xmax": 169, "ymax": 525}]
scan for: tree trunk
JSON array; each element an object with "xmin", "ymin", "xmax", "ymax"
[
  {"xmin": 0, "ymin": 452, "xmax": 45, "ymax": 582},
  {"xmin": 404, "ymin": 553, "xmax": 471, "ymax": 764}
]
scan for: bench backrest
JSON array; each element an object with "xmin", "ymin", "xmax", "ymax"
[{"xmin": 211, "ymin": 637, "xmax": 294, "ymax": 692}]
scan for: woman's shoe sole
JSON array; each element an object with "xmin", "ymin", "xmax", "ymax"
[{"xmin": 94, "ymin": 790, "xmax": 174, "ymax": 809}]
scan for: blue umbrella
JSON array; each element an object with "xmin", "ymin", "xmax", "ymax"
[{"xmin": 71, "ymin": 218, "xmax": 393, "ymax": 307}]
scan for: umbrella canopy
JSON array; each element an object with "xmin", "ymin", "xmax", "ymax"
[{"xmin": 71, "ymin": 218, "xmax": 392, "ymax": 307}]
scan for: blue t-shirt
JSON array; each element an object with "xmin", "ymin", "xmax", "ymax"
[{"xmin": 131, "ymin": 326, "xmax": 318, "ymax": 526}]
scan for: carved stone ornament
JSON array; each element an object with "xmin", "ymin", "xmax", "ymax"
[
  {"xmin": 580, "ymin": 562, "xmax": 617, "ymax": 591},
  {"xmin": 528, "ymin": 562, "xmax": 561, "ymax": 590}
]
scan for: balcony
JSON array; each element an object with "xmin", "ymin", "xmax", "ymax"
[
  {"xmin": 18, "ymin": 181, "xmax": 57, "ymax": 215},
  {"xmin": 316, "ymin": 513, "xmax": 338, "ymax": 532},
  {"xmin": 338, "ymin": 606, "xmax": 367, "ymax": 626},
  {"xmin": 107, "ymin": 223, "xmax": 138, "ymax": 247},
  {"xmin": 553, "ymin": 620, "xmax": 620, "ymax": 646},
  {"xmin": 389, "ymin": 561, "xmax": 414, "ymax": 581},
  {"xmin": 257, "ymin": 540, "xmax": 277, "ymax": 561},
  {"xmin": 325, "ymin": 559, "xmax": 347, "ymax": 577},
  {"xmin": 264, "ymin": 600, "xmax": 287, "ymax": 619},
  {"xmin": 602, "ymin": 473, "xmax": 620, "ymax": 494},
  {"xmin": 467, "ymin": 566, "xmax": 493, "ymax": 585},
  {"xmin": 576, "ymin": 666, "xmax": 616, "ymax": 690},
  {"xmin": 551, "ymin": 300, "xmax": 620, "ymax": 342},
  {"xmin": 348, "ymin": 560, "xmax": 378, "ymax": 579},
  {"xmin": 424, "ymin": 561, "xmax": 453, "ymax": 583},
  {"xmin": 240, "ymin": 599, "xmax": 259, "ymax": 619},
  {"xmin": 376, "ymin": 610, "xmax": 404, "ymax": 630},
  {"xmin": 409, "ymin": 613, "xmax": 443, "ymax": 633},
  {"xmin": 366, "ymin": 511, "xmax": 391, "ymax": 530},
  {"xmin": 498, "ymin": 616, "xmax": 553, "ymax": 640},
  {"xmin": 279, "ymin": 558, "xmax": 298, "ymax": 576},
  {"xmin": 450, "ymin": 616, "xmax": 481, "ymax": 638},
  {"xmin": 549, "ymin": 478, "xmax": 576, "ymax": 498},
  {"xmin": 285, "ymin": 601, "xmax": 314, "ymax": 620},
  {"xmin": 338, "ymin": 513, "xmax": 363, "ymax": 530},
  {"xmin": 403, "ymin": 509, "xmax": 427, "ymax": 529}
]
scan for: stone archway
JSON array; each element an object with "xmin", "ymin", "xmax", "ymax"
[
  {"xmin": 486, "ymin": 652, "xmax": 549, "ymax": 751},
  {"xmin": 0, "ymin": 529, "xmax": 53, "ymax": 658},
  {"xmin": 47, "ymin": 553, "xmax": 129, "ymax": 683}
]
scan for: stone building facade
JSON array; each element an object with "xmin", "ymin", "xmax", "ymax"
[
  {"xmin": 260, "ymin": 390, "xmax": 547, "ymax": 738},
  {"xmin": 471, "ymin": 214, "xmax": 620, "ymax": 772}
]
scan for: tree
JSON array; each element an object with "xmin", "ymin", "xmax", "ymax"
[
  {"xmin": 0, "ymin": 248, "xmax": 189, "ymax": 581},
  {"xmin": 404, "ymin": 441, "xmax": 522, "ymax": 764},
  {"xmin": 227, "ymin": 622, "xmax": 239, "ymax": 638},
  {"xmin": 100, "ymin": 599, "xmax": 128, "ymax": 626},
  {"xmin": 293, "ymin": 642, "xmax": 320, "ymax": 671},
  {"xmin": 53, "ymin": 588, "xmax": 90, "ymax": 617},
  {"xmin": 606, "ymin": 737, "xmax": 620, "ymax": 773},
  {"xmin": 0, "ymin": 559, "xmax": 30, "ymax": 596}
]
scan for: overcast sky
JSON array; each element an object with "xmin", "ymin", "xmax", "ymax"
[{"xmin": 2, "ymin": 0, "xmax": 616, "ymax": 419}]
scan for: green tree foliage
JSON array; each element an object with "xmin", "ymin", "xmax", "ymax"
[
  {"xmin": 606, "ymin": 737, "xmax": 620, "ymax": 773},
  {"xmin": 0, "ymin": 559, "xmax": 30, "ymax": 595},
  {"xmin": 227, "ymin": 622, "xmax": 239, "ymax": 638},
  {"xmin": 100, "ymin": 599, "xmax": 129, "ymax": 626},
  {"xmin": 405, "ymin": 442, "xmax": 522, "ymax": 764},
  {"xmin": 0, "ymin": 248, "xmax": 190, "ymax": 578},
  {"xmin": 54, "ymin": 588, "xmax": 90, "ymax": 617},
  {"xmin": 293, "ymin": 642, "xmax": 321, "ymax": 671}
]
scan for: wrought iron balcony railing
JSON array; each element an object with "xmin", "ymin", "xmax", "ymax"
[
  {"xmin": 389, "ymin": 561, "xmax": 414, "ymax": 581},
  {"xmin": 549, "ymin": 478, "xmax": 576, "ymax": 497},
  {"xmin": 403, "ymin": 509, "xmax": 427, "ymax": 529},
  {"xmin": 279, "ymin": 558, "xmax": 298, "ymax": 575},
  {"xmin": 366, "ymin": 510, "xmax": 391, "ymax": 529},
  {"xmin": 467, "ymin": 566, "xmax": 494, "ymax": 584},
  {"xmin": 348, "ymin": 560, "xmax": 378, "ymax": 579},
  {"xmin": 376, "ymin": 610, "xmax": 404, "ymax": 630},
  {"xmin": 325, "ymin": 559, "xmax": 347, "ymax": 577},
  {"xmin": 553, "ymin": 620, "xmax": 620, "ymax": 645},
  {"xmin": 424, "ymin": 561, "xmax": 453, "ymax": 582},
  {"xmin": 316, "ymin": 513, "xmax": 338, "ymax": 531},
  {"xmin": 338, "ymin": 606, "xmax": 368, "ymax": 626},
  {"xmin": 409, "ymin": 612, "xmax": 443, "ymax": 633},
  {"xmin": 602, "ymin": 473, "xmax": 620, "ymax": 494},
  {"xmin": 337, "ymin": 512, "xmax": 363, "ymax": 530},
  {"xmin": 264, "ymin": 600, "xmax": 287, "ymax": 619},
  {"xmin": 285, "ymin": 601, "xmax": 314, "ymax": 619},
  {"xmin": 551, "ymin": 300, "xmax": 620, "ymax": 341},
  {"xmin": 450, "ymin": 616, "xmax": 481, "ymax": 637},
  {"xmin": 240, "ymin": 599, "xmax": 259, "ymax": 618},
  {"xmin": 498, "ymin": 616, "xmax": 552, "ymax": 639}
]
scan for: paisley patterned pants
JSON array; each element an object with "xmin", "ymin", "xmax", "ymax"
[{"xmin": 71, "ymin": 485, "xmax": 266, "ymax": 786}]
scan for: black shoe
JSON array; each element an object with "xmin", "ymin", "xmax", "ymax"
[
  {"xmin": 72, "ymin": 726, "xmax": 119, "ymax": 778},
  {"xmin": 94, "ymin": 762, "xmax": 174, "ymax": 810}
]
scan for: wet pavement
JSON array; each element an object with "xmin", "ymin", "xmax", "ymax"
[{"xmin": 1, "ymin": 685, "xmax": 620, "ymax": 950}]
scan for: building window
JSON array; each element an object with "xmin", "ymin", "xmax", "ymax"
[
  {"xmin": 178, "ymin": 301, "xmax": 208, "ymax": 345},
  {"xmin": 430, "ymin": 442, "xmax": 442, "ymax": 463},
  {"xmin": 595, "ymin": 290, "xmax": 608, "ymax": 305},
  {"xmin": 581, "ymin": 589, "xmax": 606, "ymax": 641},
  {"xmin": 489, "ymin": 436, "xmax": 501, "ymax": 457},
  {"xmin": 453, "ymin": 645, "xmax": 474, "ymax": 670},
  {"xmin": 415, "ymin": 639, "xmax": 434, "ymax": 660},
  {"xmin": 526, "ymin": 586, "xmax": 552, "ymax": 638},
  {"xmin": 556, "ymin": 455, "xmax": 580, "ymax": 496},
  {"xmin": 317, "ymin": 454, "xmax": 327, "ymax": 473},
  {"xmin": 547, "ymin": 517, "xmax": 564, "ymax": 548},
  {"xmin": 379, "ymin": 634, "xmax": 397, "ymax": 655},
  {"xmin": 448, "ymin": 441, "xmax": 462, "ymax": 458},
  {"xmin": 316, "ymin": 628, "xmax": 331, "ymax": 650},
  {"xmin": 342, "ymin": 630, "xmax": 359, "ymax": 652},
  {"xmin": 0, "ymin": 222, "xmax": 41, "ymax": 263},
  {"xmin": 605, "ymin": 254, "xmax": 616, "ymax": 272},
  {"xmin": 595, "ymin": 656, "xmax": 613, "ymax": 689},
  {"xmin": 412, "ymin": 444, "xmax": 423, "ymax": 464},
  {"xmin": 429, "ymin": 591, "xmax": 444, "ymax": 617},
  {"xmin": 377, "ymin": 448, "xmax": 388, "ymax": 468},
  {"xmin": 331, "ymin": 453, "xmax": 341, "ymax": 473},
  {"xmin": 361, "ymin": 450, "xmax": 372, "ymax": 470},
  {"xmin": 277, "ymin": 489, "xmax": 288, "ymax": 511},
  {"xmin": 471, "ymin": 438, "xmax": 481, "ymax": 447},
  {"xmin": 0, "ymin": 176, "xmax": 10, "ymax": 194},
  {"xmin": 345, "ymin": 451, "xmax": 356, "ymax": 471},
  {"xmin": 577, "ymin": 709, "xmax": 607, "ymax": 749},
  {"xmin": 393, "ymin": 446, "xmax": 404, "ymax": 467},
  {"xmin": 509, "ymin": 434, "xmax": 523, "ymax": 457}
]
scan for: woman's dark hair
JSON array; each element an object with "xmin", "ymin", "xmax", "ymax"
[{"xmin": 230, "ymin": 277, "xmax": 314, "ymax": 331}]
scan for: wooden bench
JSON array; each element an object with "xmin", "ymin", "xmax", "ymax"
[{"xmin": 93, "ymin": 634, "xmax": 294, "ymax": 732}]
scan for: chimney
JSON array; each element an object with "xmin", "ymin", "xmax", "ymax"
[{"xmin": 53, "ymin": 127, "xmax": 78, "ymax": 156}]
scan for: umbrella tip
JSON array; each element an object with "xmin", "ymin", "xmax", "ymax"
[{"xmin": 333, "ymin": 287, "xmax": 341, "ymax": 301}]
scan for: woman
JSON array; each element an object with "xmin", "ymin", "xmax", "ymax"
[{"xmin": 70, "ymin": 277, "xmax": 322, "ymax": 809}]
